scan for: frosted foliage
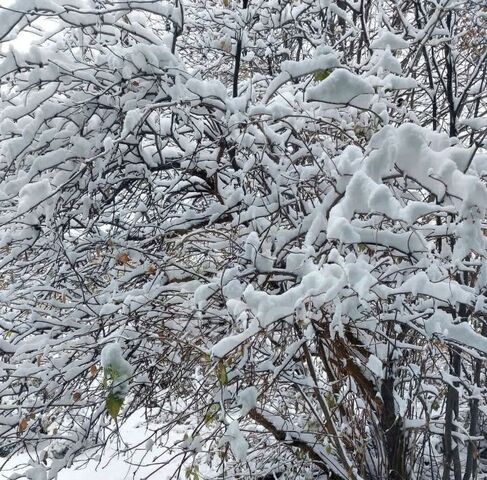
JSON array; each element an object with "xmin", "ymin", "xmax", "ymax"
[
  {"xmin": 0, "ymin": 0, "xmax": 486, "ymax": 480},
  {"xmin": 101, "ymin": 343, "xmax": 133, "ymax": 397}
]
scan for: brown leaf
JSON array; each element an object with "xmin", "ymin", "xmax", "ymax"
[
  {"xmin": 90, "ymin": 365, "xmax": 98, "ymax": 377},
  {"xmin": 117, "ymin": 252, "xmax": 130, "ymax": 265},
  {"xmin": 72, "ymin": 391, "xmax": 81, "ymax": 402},
  {"xmin": 146, "ymin": 264, "xmax": 157, "ymax": 275},
  {"xmin": 18, "ymin": 418, "xmax": 28, "ymax": 433}
]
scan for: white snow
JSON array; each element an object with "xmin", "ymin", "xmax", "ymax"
[
  {"xmin": 366, "ymin": 355, "xmax": 384, "ymax": 379},
  {"xmin": 370, "ymin": 31, "xmax": 410, "ymax": 50},
  {"xmin": 459, "ymin": 117, "xmax": 487, "ymax": 130},
  {"xmin": 306, "ymin": 69, "xmax": 374, "ymax": 109},
  {"xmin": 264, "ymin": 52, "xmax": 340, "ymax": 101},
  {"xmin": 238, "ymin": 386, "xmax": 258, "ymax": 416},
  {"xmin": 99, "ymin": 303, "xmax": 121, "ymax": 316},
  {"xmin": 425, "ymin": 310, "xmax": 487, "ymax": 354},
  {"xmin": 18, "ymin": 179, "xmax": 52, "ymax": 213},
  {"xmin": 219, "ymin": 421, "xmax": 248, "ymax": 462},
  {"xmin": 121, "ymin": 108, "xmax": 144, "ymax": 137},
  {"xmin": 7, "ymin": 413, "xmax": 186, "ymax": 480},
  {"xmin": 367, "ymin": 48, "xmax": 402, "ymax": 75},
  {"xmin": 186, "ymin": 78, "xmax": 227, "ymax": 101}
]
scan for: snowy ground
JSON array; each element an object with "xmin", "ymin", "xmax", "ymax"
[
  {"xmin": 4, "ymin": 414, "xmax": 187, "ymax": 480},
  {"xmin": 57, "ymin": 416, "xmax": 178, "ymax": 480}
]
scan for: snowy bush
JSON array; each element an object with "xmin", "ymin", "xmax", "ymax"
[{"xmin": 0, "ymin": 0, "xmax": 486, "ymax": 479}]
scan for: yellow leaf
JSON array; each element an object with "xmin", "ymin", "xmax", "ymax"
[
  {"xmin": 185, "ymin": 465, "xmax": 200, "ymax": 480},
  {"xmin": 314, "ymin": 69, "xmax": 331, "ymax": 82},
  {"xmin": 216, "ymin": 360, "xmax": 228, "ymax": 386},
  {"xmin": 200, "ymin": 353, "xmax": 211, "ymax": 364},
  {"xmin": 106, "ymin": 393, "xmax": 124, "ymax": 419},
  {"xmin": 204, "ymin": 403, "xmax": 220, "ymax": 425}
]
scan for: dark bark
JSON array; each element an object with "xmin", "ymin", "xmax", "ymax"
[
  {"xmin": 463, "ymin": 320, "xmax": 487, "ymax": 480},
  {"xmin": 381, "ymin": 373, "xmax": 406, "ymax": 480},
  {"xmin": 233, "ymin": 0, "xmax": 249, "ymax": 98},
  {"xmin": 443, "ymin": 347, "xmax": 462, "ymax": 480}
]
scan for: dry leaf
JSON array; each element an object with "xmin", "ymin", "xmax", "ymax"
[
  {"xmin": 18, "ymin": 418, "xmax": 28, "ymax": 433},
  {"xmin": 90, "ymin": 365, "xmax": 98, "ymax": 377},
  {"xmin": 117, "ymin": 252, "xmax": 130, "ymax": 265}
]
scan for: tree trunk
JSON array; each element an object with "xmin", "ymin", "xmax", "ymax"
[{"xmin": 381, "ymin": 373, "xmax": 406, "ymax": 480}]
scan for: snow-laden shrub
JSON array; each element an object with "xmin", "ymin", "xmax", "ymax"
[{"xmin": 0, "ymin": 1, "xmax": 486, "ymax": 479}]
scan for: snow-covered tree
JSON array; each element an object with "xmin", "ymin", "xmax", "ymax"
[{"xmin": 0, "ymin": 0, "xmax": 486, "ymax": 479}]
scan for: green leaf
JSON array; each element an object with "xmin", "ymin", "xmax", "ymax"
[
  {"xmin": 106, "ymin": 366, "xmax": 120, "ymax": 380},
  {"xmin": 102, "ymin": 366, "xmax": 121, "ymax": 390},
  {"xmin": 204, "ymin": 403, "xmax": 220, "ymax": 425},
  {"xmin": 356, "ymin": 243, "xmax": 368, "ymax": 253},
  {"xmin": 185, "ymin": 466, "xmax": 199, "ymax": 480},
  {"xmin": 314, "ymin": 69, "xmax": 331, "ymax": 82},
  {"xmin": 216, "ymin": 360, "xmax": 228, "ymax": 386},
  {"xmin": 106, "ymin": 393, "xmax": 124, "ymax": 419}
]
